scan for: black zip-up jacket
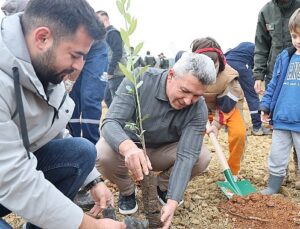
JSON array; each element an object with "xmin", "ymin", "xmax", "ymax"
[{"xmin": 253, "ymin": 0, "xmax": 300, "ymax": 81}]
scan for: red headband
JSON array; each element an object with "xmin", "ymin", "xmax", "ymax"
[{"xmin": 194, "ymin": 47, "xmax": 226, "ymax": 65}]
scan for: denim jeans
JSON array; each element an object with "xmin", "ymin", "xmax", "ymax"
[
  {"xmin": 0, "ymin": 137, "xmax": 96, "ymax": 229},
  {"xmin": 0, "ymin": 219, "xmax": 12, "ymax": 229}
]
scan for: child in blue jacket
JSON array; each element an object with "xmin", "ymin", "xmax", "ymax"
[{"xmin": 261, "ymin": 8, "xmax": 300, "ymax": 194}]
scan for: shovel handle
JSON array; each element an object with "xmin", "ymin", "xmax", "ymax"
[{"xmin": 206, "ymin": 122, "xmax": 230, "ymax": 171}]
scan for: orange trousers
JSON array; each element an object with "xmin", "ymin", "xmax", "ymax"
[{"xmin": 211, "ymin": 108, "xmax": 246, "ymax": 175}]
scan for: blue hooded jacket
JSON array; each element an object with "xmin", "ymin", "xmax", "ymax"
[{"xmin": 260, "ymin": 46, "xmax": 300, "ymax": 131}]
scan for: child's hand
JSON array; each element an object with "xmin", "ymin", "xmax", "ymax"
[
  {"xmin": 206, "ymin": 124, "xmax": 219, "ymax": 137},
  {"xmin": 261, "ymin": 111, "xmax": 270, "ymax": 123}
]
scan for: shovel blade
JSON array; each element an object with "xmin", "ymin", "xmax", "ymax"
[{"xmin": 217, "ymin": 179, "xmax": 257, "ymax": 199}]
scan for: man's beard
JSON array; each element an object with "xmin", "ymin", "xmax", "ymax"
[{"xmin": 32, "ymin": 47, "xmax": 74, "ymax": 87}]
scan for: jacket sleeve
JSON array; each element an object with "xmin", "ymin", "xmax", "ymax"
[
  {"xmin": 260, "ymin": 56, "xmax": 281, "ymax": 114},
  {"xmin": 216, "ymin": 78, "xmax": 243, "ymax": 114},
  {"xmin": 0, "ymin": 96, "xmax": 83, "ymax": 228},
  {"xmin": 167, "ymin": 99, "xmax": 208, "ymax": 202},
  {"xmin": 101, "ymin": 77, "xmax": 136, "ymax": 152},
  {"xmin": 253, "ymin": 10, "xmax": 272, "ymax": 81},
  {"xmin": 107, "ymin": 30, "xmax": 124, "ymax": 75}
]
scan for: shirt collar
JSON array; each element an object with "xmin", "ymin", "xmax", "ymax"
[{"xmin": 156, "ymin": 70, "xmax": 169, "ymax": 101}]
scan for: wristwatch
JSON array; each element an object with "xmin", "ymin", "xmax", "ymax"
[{"xmin": 85, "ymin": 177, "xmax": 104, "ymax": 191}]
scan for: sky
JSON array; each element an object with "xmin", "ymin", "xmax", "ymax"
[
  {"xmin": 87, "ymin": 0, "xmax": 270, "ymax": 58},
  {"xmin": 0, "ymin": 0, "xmax": 270, "ymax": 58}
]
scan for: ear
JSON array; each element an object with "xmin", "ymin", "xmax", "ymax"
[
  {"xmin": 167, "ymin": 69, "xmax": 175, "ymax": 79},
  {"xmin": 33, "ymin": 27, "xmax": 53, "ymax": 50}
]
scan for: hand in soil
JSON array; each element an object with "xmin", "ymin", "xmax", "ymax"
[
  {"xmin": 89, "ymin": 182, "xmax": 114, "ymax": 218},
  {"xmin": 160, "ymin": 200, "xmax": 178, "ymax": 229}
]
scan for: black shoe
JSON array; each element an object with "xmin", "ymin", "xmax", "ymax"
[
  {"xmin": 157, "ymin": 186, "xmax": 167, "ymax": 205},
  {"xmin": 74, "ymin": 189, "xmax": 94, "ymax": 211},
  {"xmin": 118, "ymin": 192, "xmax": 138, "ymax": 215},
  {"xmin": 157, "ymin": 186, "xmax": 184, "ymax": 206}
]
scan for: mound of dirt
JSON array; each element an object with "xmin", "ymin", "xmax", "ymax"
[{"xmin": 219, "ymin": 193, "xmax": 300, "ymax": 229}]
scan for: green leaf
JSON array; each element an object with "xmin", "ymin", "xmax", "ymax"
[
  {"xmin": 125, "ymin": 12, "xmax": 132, "ymax": 24},
  {"xmin": 120, "ymin": 28, "xmax": 130, "ymax": 48},
  {"xmin": 125, "ymin": 122, "xmax": 139, "ymax": 132},
  {"xmin": 141, "ymin": 114, "xmax": 150, "ymax": 122},
  {"xmin": 136, "ymin": 80, "xmax": 143, "ymax": 89},
  {"xmin": 135, "ymin": 133, "xmax": 142, "ymax": 141},
  {"xmin": 128, "ymin": 18, "xmax": 137, "ymax": 35},
  {"xmin": 136, "ymin": 66, "xmax": 149, "ymax": 80},
  {"xmin": 119, "ymin": 63, "xmax": 134, "ymax": 82},
  {"xmin": 116, "ymin": 0, "xmax": 125, "ymax": 15},
  {"xmin": 140, "ymin": 130, "xmax": 146, "ymax": 136},
  {"xmin": 126, "ymin": 0, "xmax": 131, "ymax": 10},
  {"xmin": 125, "ymin": 85, "xmax": 133, "ymax": 94},
  {"xmin": 134, "ymin": 42, "xmax": 143, "ymax": 55}
]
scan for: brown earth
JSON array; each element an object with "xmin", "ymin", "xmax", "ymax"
[{"xmin": 5, "ymin": 112, "xmax": 300, "ymax": 229}]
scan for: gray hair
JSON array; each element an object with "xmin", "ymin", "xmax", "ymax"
[{"xmin": 172, "ymin": 52, "xmax": 216, "ymax": 85}]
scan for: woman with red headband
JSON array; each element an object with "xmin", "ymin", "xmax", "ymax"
[{"xmin": 191, "ymin": 37, "xmax": 246, "ymax": 179}]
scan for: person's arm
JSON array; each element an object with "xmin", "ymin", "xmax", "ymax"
[
  {"xmin": 160, "ymin": 100, "xmax": 208, "ymax": 228},
  {"xmin": 106, "ymin": 30, "xmax": 124, "ymax": 76},
  {"xmin": 260, "ymin": 54, "xmax": 282, "ymax": 115},
  {"xmin": 153, "ymin": 57, "xmax": 157, "ymax": 66},
  {"xmin": 167, "ymin": 101, "xmax": 208, "ymax": 202},
  {"xmin": 79, "ymin": 214, "xmax": 126, "ymax": 229},
  {"xmin": 101, "ymin": 77, "xmax": 136, "ymax": 151},
  {"xmin": 216, "ymin": 65, "xmax": 243, "ymax": 114},
  {"xmin": 253, "ymin": 10, "xmax": 272, "ymax": 82},
  {"xmin": 101, "ymin": 76, "xmax": 151, "ymax": 181},
  {"xmin": 0, "ymin": 98, "xmax": 83, "ymax": 228}
]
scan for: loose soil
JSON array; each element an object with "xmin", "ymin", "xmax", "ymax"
[
  {"xmin": 219, "ymin": 193, "xmax": 300, "ymax": 229},
  {"xmin": 5, "ymin": 110, "xmax": 300, "ymax": 228}
]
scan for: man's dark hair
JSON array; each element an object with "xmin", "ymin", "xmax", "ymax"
[
  {"xmin": 22, "ymin": 0, "xmax": 105, "ymax": 42},
  {"xmin": 146, "ymin": 51, "xmax": 150, "ymax": 55},
  {"xmin": 96, "ymin": 10, "xmax": 109, "ymax": 18}
]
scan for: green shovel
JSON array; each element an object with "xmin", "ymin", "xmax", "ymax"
[{"xmin": 206, "ymin": 122, "xmax": 257, "ymax": 199}]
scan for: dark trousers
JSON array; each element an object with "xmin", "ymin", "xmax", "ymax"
[
  {"xmin": 0, "ymin": 137, "xmax": 96, "ymax": 228},
  {"xmin": 227, "ymin": 60, "xmax": 262, "ymax": 129},
  {"xmin": 69, "ymin": 71, "xmax": 106, "ymax": 144}
]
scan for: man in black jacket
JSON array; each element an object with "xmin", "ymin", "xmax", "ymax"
[{"xmin": 96, "ymin": 10, "xmax": 127, "ymax": 107}]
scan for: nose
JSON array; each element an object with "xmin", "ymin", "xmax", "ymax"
[
  {"xmin": 72, "ymin": 57, "xmax": 85, "ymax": 71},
  {"xmin": 183, "ymin": 96, "xmax": 193, "ymax": 106}
]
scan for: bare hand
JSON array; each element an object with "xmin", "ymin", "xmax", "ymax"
[
  {"xmin": 261, "ymin": 111, "xmax": 270, "ymax": 124},
  {"xmin": 254, "ymin": 80, "xmax": 264, "ymax": 94},
  {"xmin": 206, "ymin": 124, "xmax": 219, "ymax": 137},
  {"xmin": 160, "ymin": 200, "xmax": 178, "ymax": 229},
  {"xmin": 80, "ymin": 214, "xmax": 126, "ymax": 229},
  {"xmin": 89, "ymin": 182, "xmax": 114, "ymax": 217},
  {"xmin": 96, "ymin": 218, "xmax": 126, "ymax": 229},
  {"xmin": 123, "ymin": 147, "xmax": 152, "ymax": 181}
]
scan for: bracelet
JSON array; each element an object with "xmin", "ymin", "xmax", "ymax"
[{"xmin": 85, "ymin": 177, "xmax": 104, "ymax": 191}]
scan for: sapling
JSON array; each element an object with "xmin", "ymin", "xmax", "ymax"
[{"xmin": 116, "ymin": 0, "xmax": 163, "ymax": 227}]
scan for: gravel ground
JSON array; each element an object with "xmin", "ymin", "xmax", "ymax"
[{"xmin": 5, "ymin": 116, "xmax": 300, "ymax": 229}]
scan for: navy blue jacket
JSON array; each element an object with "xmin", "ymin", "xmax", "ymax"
[{"xmin": 225, "ymin": 42, "xmax": 254, "ymax": 68}]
